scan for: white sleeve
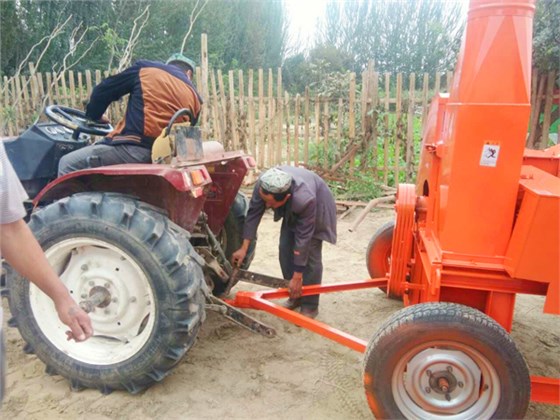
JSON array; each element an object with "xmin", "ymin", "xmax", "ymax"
[{"xmin": 0, "ymin": 142, "xmax": 28, "ymax": 224}]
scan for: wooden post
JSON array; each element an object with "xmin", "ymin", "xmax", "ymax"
[
  {"xmin": 315, "ymin": 95, "xmax": 321, "ymax": 166},
  {"xmin": 68, "ymin": 70, "xmax": 76, "ymax": 108},
  {"xmin": 383, "ymin": 73, "xmax": 391, "ymax": 185},
  {"xmin": 200, "ymin": 33, "xmax": 209, "ymax": 138},
  {"xmin": 530, "ymin": 70, "xmax": 538, "ymax": 113},
  {"xmin": 228, "ymin": 70, "xmax": 239, "ymax": 150},
  {"xmin": 348, "ymin": 72, "xmax": 356, "ymax": 141},
  {"xmin": 406, "ymin": 73, "xmax": 416, "ymax": 182},
  {"xmin": 304, "ymin": 87, "xmax": 310, "ymax": 166},
  {"xmin": 9, "ymin": 77, "xmax": 18, "ymax": 133},
  {"xmin": 322, "ymin": 98, "xmax": 329, "ymax": 170},
  {"xmin": 248, "ymin": 69, "xmax": 256, "ymax": 157},
  {"xmin": 60, "ymin": 71, "xmax": 69, "ymax": 106},
  {"xmin": 540, "ymin": 70, "xmax": 556, "ymax": 149},
  {"xmin": 238, "ymin": 69, "xmax": 246, "ymax": 151},
  {"xmin": 446, "ymin": 70, "xmax": 454, "ymax": 93},
  {"xmin": 361, "ymin": 69, "xmax": 369, "ymax": 140},
  {"xmin": 274, "ymin": 68, "xmax": 284, "ymax": 165},
  {"xmin": 276, "ymin": 68, "xmax": 283, "ymax": 165},
  {"xmin": 294, "ymin": 94, "xmax": 300, "ymax": 166},
  {"xmin": 527, "ymin": 74, "xmax": 546, "ymax": 148},
  {"xmin": 435, "ymin": 72, "xmax": 441, "ymax": 94},
  {"xmin": 258, "ymin": 68, "xmax": 265, "ymax": 168},
  {"xmin": 336, "ymin": 97, "xmax": 343, "ymax": 158},
  {"xmin": 395, "ymin": 73, "xmax": 403, "ymax": 185},
  {"xmin": 28, "ymin": 63, "xmax": 39, "ymax": 112},
  {"xmin": 46, "ymin": 73, "xmax": 53, "ymax": 104},
  {"xmin": 37, "ymin": 72, "xmax": 45, "ymax": 103},
  {"xmin": 348, "ymin": 73, "xmax": 356, "ymax": 175},
  {"xmin": 371, "ymin": 70, "xmax": 379, "ymax": 178},
  {"xmin": 217, "ymin": 70, "xmax": 228, "ymax": 147},
  {"xmin": 77, "ymin": 72, "xmax": 84, "ymax": 105},
  {"xmin": 267, "ymin": 68, "xmax": 274, "ymax": 167},
  {"xmin": 285, "ymin": 91, "xmax": 291, "ymax": 165},
  {"xmin": 421, "ymin": 72, "xmax": 429, "ymax": 127},
  {"xmin": 210, "ymin": 69, "xmax": 222, "ymax": 141},
  {"xmin": 3, "ymin": 76, "xmax": 14, "ymax": 135},
  {"xmin": 23, "ymin": 74, "xmax": 32, "ymax": 130},
  {"xmin": 85, "ymin": 70, "xmax": 93, "ymax": 98},
  {"xmin": 14, "ymin": 76, "xmax": 24, "ymax": 127}
]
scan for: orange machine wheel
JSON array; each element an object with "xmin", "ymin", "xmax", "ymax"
[
  {"xmin": 363, "ymin": 303, "xmax": 531, "ymax": 419},
  {"xmin": 366, "ymin": 221, "xmax": 395, "ymax": 279},
  {"xmin": 366, "ymin": 221, "xmax": 395, "ymax": 295}
]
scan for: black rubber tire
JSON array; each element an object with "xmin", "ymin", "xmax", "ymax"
[
  {"xmin": 365, "ymin": 220, "xmax": 394, "ymax": 295},
  {"xmin": 363, "ymin": 302, "xmax": 530, "ymax": 419},
  {"xmin": 7, "ymin": 192, "xmax": 207, "ymax": 394},
  {"xmin": 211, "ymin": 192, "xmax": 257, "ymax": 296},
  {"xmin": 366, "ymin": 220, "xmax": 394, "ymax": 279}
]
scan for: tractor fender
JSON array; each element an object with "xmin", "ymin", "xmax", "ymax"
[{"xmin": 32, "ymin": 164, "xmax": 212, "ymax": 232}]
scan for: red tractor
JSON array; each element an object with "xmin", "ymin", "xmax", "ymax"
[{"xmin": 2, "ymin": 105, "xmax": 259, "ymax": 393}]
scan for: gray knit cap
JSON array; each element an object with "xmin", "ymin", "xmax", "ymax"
[{"xmin": 260, "ymin": 168, "xmax": 292, "ymax": 193}]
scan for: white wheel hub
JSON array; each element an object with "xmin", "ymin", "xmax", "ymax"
[
  {"xmin": 393, "ymin": 342, "xmax": 500, "ymax": 419},
  {"xmin": 30, "ymin": 237, "xmax": 156, "ymax": 365}
]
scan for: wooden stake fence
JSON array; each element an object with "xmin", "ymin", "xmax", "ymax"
[{"xmin": 1, "ymin": 65, "xmax": 557, "ymax": 187}]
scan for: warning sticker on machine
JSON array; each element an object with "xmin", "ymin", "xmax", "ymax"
[{"xmin": 480, "ymin": 143, "xmax": 500, "ymax": 167}]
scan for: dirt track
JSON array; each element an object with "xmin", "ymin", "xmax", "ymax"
[{"xmin": 2, "ymin": 209, "xmax": 559, "ymax": 419}]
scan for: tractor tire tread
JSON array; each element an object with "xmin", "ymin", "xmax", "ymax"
[{"xmin": 7, "ymin": 192, "xmax": 206, "ymax": 393}]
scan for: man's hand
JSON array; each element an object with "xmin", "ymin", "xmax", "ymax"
[
  {"xmin": 289, "ymin": 272, "xmax": 303, "ymax": 300},
  {"xmin": 54, "ymin": 296, "xmax": 93, "ymax": 342},
  {"xmin": 231, "ymin": 248, "xmax": 247, "ymax": 267}
]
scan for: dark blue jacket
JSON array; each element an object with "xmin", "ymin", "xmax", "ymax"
[{"xmin": 244, "ymin": 166, "xmax": 337, "ymax": 270}]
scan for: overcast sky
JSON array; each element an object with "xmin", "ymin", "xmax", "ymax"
[{"xmin": 284, "ymin": 0, "xmax": 470, "ymax": 53}]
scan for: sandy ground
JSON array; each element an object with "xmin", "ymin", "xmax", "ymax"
[{"xmin": 2, "ymin": 209, "xmax": 559, "ymax": 419}]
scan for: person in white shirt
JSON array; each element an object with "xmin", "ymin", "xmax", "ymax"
[{"xmin": 0, "ymin": 141, "xmax": 93, "ymax": 402}]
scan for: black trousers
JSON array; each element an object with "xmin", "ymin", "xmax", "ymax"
[{"xmin": 278, "ymin": 222, "xmax": 323, "ymax": 310}]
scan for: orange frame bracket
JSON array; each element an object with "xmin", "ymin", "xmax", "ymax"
[{"xmin": 229, "ymin": 280, "xmax": 560, "ymax": 405}]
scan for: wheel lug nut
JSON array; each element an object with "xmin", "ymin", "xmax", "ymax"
[
  {"xmin": 446, "ymin": 366, "xmax": 453, "ymax": 373},
  {"xmin": 426, "ymin": 370, "xmax": 432, "ymax": 377},
  {"xmin": 104, "ymin": 309, "xmax": 111, "ymax": 315},
  {"xmin": 425, "ymin": 387, "xmax": 431, "ymax": 393},
  {"xmin": 81, "ymin": 293, "xmax": 87, "ymax": 299},
  {"xmin": 88, "ymin": 281, "xmax": 94, "ymax": 286},
  {"xmin": 112, "ymin": 297, "xmax": 118, "ymax": 303},
  {"xmin": 81, "ymin": 264, "xmax": 88, "ymax": 271},
  {"xmin": 104, "ymin": 283, "xmax": 110, "ymax": 288},
  {"xmin": 445, "ymin": 393, "xmax": 451, "ymax": 401},
  {"xmin": 130, "ymin": 297, "xmax": 137, "ymax": 303},
  {"xmin": 458, "ymin": 381, "xmax": 464, "ymax": 388}
]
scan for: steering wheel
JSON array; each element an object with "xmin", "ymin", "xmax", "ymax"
[{"xmin": 45, "ymin": 105, "xmax": 113, "ymax": 139}]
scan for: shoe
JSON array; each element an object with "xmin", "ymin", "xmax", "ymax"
[
  {"xmin": 281, "ymin": 298, "xmax": 301, "ymax": 310},
  {"xmin": 300, "ymin": 307, "xmax": 319, "ymax": 319}
]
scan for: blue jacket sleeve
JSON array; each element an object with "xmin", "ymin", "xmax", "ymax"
[
  {"xmin": 85, "ymin": 64, "xmax": 139, "ymax": 120},
  {"xmin": 293, "ymin": 196, "xmax": 316, "ymax": 271}
]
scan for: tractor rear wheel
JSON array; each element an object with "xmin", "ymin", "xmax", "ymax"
[
  {"xmin": 363, "ymin": 302, "xmax": 530, "ymax": 419},
  {"xmin": 7, "ymin": 192, "xmax": 207, "ymax": 393}
]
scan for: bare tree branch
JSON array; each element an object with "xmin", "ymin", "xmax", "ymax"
[
  {"xmin": 13, "ymin": 15, "xmax": 73, "ymax": 82},
  {"xmin": 180, "ymin": 0, "xmax": 209, "ymax": 54},
  {"xmin": 1, "ymin": 16, "xmax": 76, "ymax": 134},
  {"xmin": 39, "ymin": 24, "xmax": 100, "ymax": 120},
  {"xmin": 117, "ymin": 5, "xmax": 151, "ymax": 72}
]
